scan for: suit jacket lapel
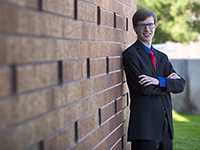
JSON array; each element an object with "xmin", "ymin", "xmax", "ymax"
[{"xmin": 134, "ymin": 41, "xmax": 157, "ymax": 76}]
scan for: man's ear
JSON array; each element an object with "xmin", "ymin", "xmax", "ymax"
[{"xmin": 133, "ymin": 26, "xmax": 137, "ymax": 34}]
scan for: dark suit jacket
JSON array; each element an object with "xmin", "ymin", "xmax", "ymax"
[{"xmin": 123, "ymin": 40, "xmax": 185, "ymax": 141}]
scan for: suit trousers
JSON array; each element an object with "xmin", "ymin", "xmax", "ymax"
[{"xmin": 131, "ymin": 115, "xmax": 173, "ymax": 150}]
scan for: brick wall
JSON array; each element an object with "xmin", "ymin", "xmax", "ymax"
[{"xmin": 0, "ymin": 0, "xmax": 137, "ymax": 149}]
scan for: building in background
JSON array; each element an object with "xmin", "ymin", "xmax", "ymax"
[{"xmin": 154, "ymin": 36, "xmax": 200, "ymax": 59}]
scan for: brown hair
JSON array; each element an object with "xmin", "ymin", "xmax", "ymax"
[{"xmin": 132, "ymin": 9, "xmax": 157, "ymax": 27}]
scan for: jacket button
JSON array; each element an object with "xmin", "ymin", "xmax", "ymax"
[{"xmin": 162, "ymin": 107, "xmax": 165, "ymax": 110}]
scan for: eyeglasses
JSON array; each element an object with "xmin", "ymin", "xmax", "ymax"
[{"xmin": 137, "ymin": 23, "xmax": 156, "ymax": 30}]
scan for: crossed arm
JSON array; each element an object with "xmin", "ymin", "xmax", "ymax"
[{"xmin": 139, "ymin": 73, "xmax": 181, "ymax": 86}]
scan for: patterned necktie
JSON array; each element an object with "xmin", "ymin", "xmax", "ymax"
[{"xmin": 149, "ymin": 50, "xmax": 157, "ymax": 72}]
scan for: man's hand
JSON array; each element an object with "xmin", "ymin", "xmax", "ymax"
[
  {"xmin": 167, "ymin": 73, "xmax": 180, "ymax": 79},
  {"xmin": 138, "ymin": 75, "xmax": 159, "ymax": 86}
]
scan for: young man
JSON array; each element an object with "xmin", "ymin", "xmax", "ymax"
[{"xmin": 123, "ymin": 9, "xmax": 185, "ymax": 150}]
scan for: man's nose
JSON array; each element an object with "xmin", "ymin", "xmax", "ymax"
[{"xmin": 144, "ymin": 25, "xmax": 150, "ymax": 30}]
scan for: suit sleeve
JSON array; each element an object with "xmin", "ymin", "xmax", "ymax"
[
  {"xmin": 123, "ymin": 51, "xmax": 166, "ymax": 96},
  {"xmin": 165, "ymin": 61, "xmax": 186, "ymax": 94}
]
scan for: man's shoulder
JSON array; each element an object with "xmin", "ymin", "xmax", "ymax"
[
  {"xmin": 154, "ymin": 48, "xmax": 168, "ymax": 58},
  {"xmin": 123, "ymin": 41, "xmax": 139, "ymax": 56}
]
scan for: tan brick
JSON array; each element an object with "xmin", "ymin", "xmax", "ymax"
[
  {"xmin": 66, "ymin": 40, "xmax": 78, "ymax": 60},
  {"xmin": 26, "ymin": 0, "xmax": 38, "ymax": 9},
  {"xmin": 72, "ymin": 110, "xmax": 123, "ymax": 150},
  {"xmin": 1, "ymin": 0, "xmax": 38, "ymax": 9},
  {"xmin": 96, "ymin": 125, "xmax": 122, "ymax": 150},
  {"xmin": 122, "ymin": 82, "xmax": 129, "ymax": 95},
  {"xmin": 116, "ymin": 15, "xmax": 126, "ymax": 30},
  {"xmin": 103, "ymin": 88, "xmax": 114, "ymax": 105},
  {"xmin": 116, "ymin": 70, "xmax": 123, "ymax": 84},
  {"xmin": 114, "ymin": 1, "xmax": 123, "ymax": 16},
  {"xmin": 55, "ymin": 80, "xmax": 95, "ymax": 108},
  {"xmin": 114, "ymin": 84, "xmax": 122, "ymax": 100},
  {"xmin": 16, "ymin": 63, "xmax": 58, "ymax": 93},
  {"xmin": 56, "ymin": 80, "xmax": 88, "ymax": 105},
  {"xmin": 116, "ymin": 96, "xmax": 127, "ymax": 113},
  {"xmin": 78, "ymin": 111, "xmax": 99, "ymax": 139},
  {"xmin": 63, "ymin": 19, "xmax": 82, "ymax": 39},
  {"xmin": 15, "ymin": 10, "xmax": 57, "ymax": 36},
  {"xmin": 0, "ymin": 67, "xmax": 11, "ymax": 98},
  {"xmin": 102, "ymin": 27, "xmax": 109, "ymax": 41},
  {"xmin": 122, "ymin": 119, "xmax": 129, "ymax": 135},
  {"xmin": 115, "ymin": 110, "xmax": 124, "ymax": 129},
  {"xmin": 112, "ymin": 43, "xmax": 121, "ymax": 56},
  {"xmin": 78, "ymin": 97, "xmax": 98, "ymax": 119},
  {"xmin": 56, "ymin": 40, "xmax": 69, "ymax": 61},
  {"xmin": 0, "ymin": 38, "xmax": 6, "ymax": 65},
  {"xmin": 81, "ymin": 22, "xmax": 97, "ymax": 41},
  {"xmin": 77, "ymin": 41, "xmax": 88, "ymax": 59},
  {"xmin": 78, "ymin": 1, "xmax": 86, "ymax": 20},
  {"xmin": 85, "ymin": 77, "xmax": 95, "ymax": 95},
  {"xmin": 82, "ymin": 0, "xmax": 97, "ymax": 5},
  {"xmin": 93, "ymin": 43, "xmax": 107, "ymax": 58},
  {"xmin": 71, "ymin": 127, "xmax": 99, "ymax": 150},
  {"xmin": 88, "ymin": 42, "xmax": 95, "ymax": 58},
  {"xmin": 109, "ymin": 57, "xmax": 122, "ymax": 72},
  {"xmin": 125, "ymin": 143, "xmax": 131, "ymax": 150},
  {"xmin": 90, "ymin": 58, "xmax": 106, "ymax": 76},
  {"xmin": 112, "ymin": 139, "xmax": 122, "ymax": 150},
  {"xmin": 43, "ymin": 0, "xmax": 74, "ymax": 18},
  {"xmin": 106, "ymin": 73, "xmax": 117, "ymax": 88},
  {"xmin": 0, "ymin": 80, "xmax": 101, "ymax": 132},
  {"xmin": 128, "ymin": 19, "xmax": 134, "ymax": 32},
  {"xmin": 72, "ymin": 109, "xmax": 122, "ymax": 150},
  {"xmin": 98, "ymin": 0, "xmax": 109, "ymax": 11},
  {"xmin": 123, "ymin": 4, "xmax": 135, "ymax": 19},
  {"xmin": 30, "ymin": 12, "xmax": 48, "ymax": 36},
  {"xmin": 122, "ymin": 70, "xmax": 126, "ymax": 82},
  {"xmin": 123, "ymin": 31, "xmax": 135, "ymax": 43},
  {"xmin": 0, "ymin": 5, "xmax": 17, "ymax": 33},
  {"xmin": 122, "ymin": 107, "xmax": 129, "ymax": 122},
  {"xmin": 45, "ymin": 14, "xmax": 63, "ymax": 37},
  {"xmin": 16, "ymin": 11, "xmax": 61, "ymax": 37},
  {"xmin": 6, "ymin": 37, "xmax": 57, "ymax": 64},
  {"xmin": 43, "ymin": 125, "xmax": 75, "ymax": 150},
  {"xmin": 16, "ymin": 9, "xmax": 36, "ymax": 35},
  {"xmin": 29, "ymin": 145, "xmax": 41, "ymax": 150},
  {"xmin": 129, "ymin": 0, "xmax": 137, "ymax": 11},
  {"xmin": 109, "ymin": 28, "xmax": 115, "ymax": 42},
  {"xmin": 122, "ymin": 132, "xmax": 128, "ymax": 149},
  {"xmin": 96, "ymin": 113, "xmax": 124, "ymax": 150},
  {"xmin": 96, "ymin": 25, "xmax": 105, "ymax": 41},
  {"xmin": 109, "ymin": 0, "xmax": 115, "ymax": 12},
  {"xmin": 114, "ymin": 29, "xmax": 122, "ymax": 42},
  {"xmin": 100, "ymin": 101, "xmax": 115, "ymax": 123},
  {"xmin": 0, "ymin": 88, "xmax": 55, "ymax": 131},
  {"xmin": 85, "ymin": 3, "xmax": 97, "ymax": 23},
  {"xmin": 63, "ymin": 60, "xmax": 87, "ymax": 83},
  {"xmin": 0, "ymin": 104, "xmax": 76, "ymax": 150},
  {"xmin": 96, "ymin": 140, "xmax": 108, "ymax": 150},
  {"xmin": 101, "ymin": 9, "xmax": 114, "ymax": 27}
]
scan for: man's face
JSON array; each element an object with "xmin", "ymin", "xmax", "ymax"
[{"xmin": 133, "ymin": 16, "xmax": 156, "ymax": 44}]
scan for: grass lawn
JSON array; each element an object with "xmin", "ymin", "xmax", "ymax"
[{"xmin": 173, "ymin": 111, "xmax": 200, "ymax": 150}]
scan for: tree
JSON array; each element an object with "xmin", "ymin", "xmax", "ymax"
[{"xmin": 137, "ymin": 0, "xmax": 200, "ymax": 43}]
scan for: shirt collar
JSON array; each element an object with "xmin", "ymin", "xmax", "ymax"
[{"xmin": 138, "ymin": 40, "xmax": 153, "ymax": 54}]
